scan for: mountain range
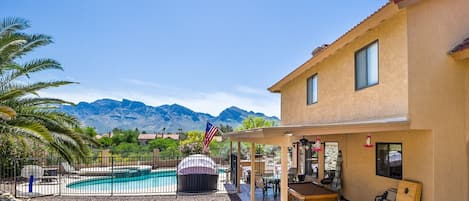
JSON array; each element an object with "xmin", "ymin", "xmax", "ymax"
[{"xmin": 60, "ymin": 99, "xmax": 279, "ymax": 133}]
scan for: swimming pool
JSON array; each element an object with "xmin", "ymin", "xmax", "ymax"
[
  {"xmin": 67, "ymin": 169, "xmax": 225, "ymax": 191},
  {"xmin": 67, "ymin": 170, "xmax": 176, "ymax": 191}
]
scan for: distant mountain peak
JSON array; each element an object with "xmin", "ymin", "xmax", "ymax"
[{"xmin": 60, "ymin": 98, "xmax": 278, "ymax": 133}]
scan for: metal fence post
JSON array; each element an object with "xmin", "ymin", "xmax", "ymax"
[
  {"xmin": 58, "ymin": 158, "xmax": 61, "ymax": 196},
  {"xmin": 13, "ymin": 158, "xmax": 17, "ymax": 198},
  {"xmin": 111, "ymin": 156, "xmax": 114, "ymax": 196}
]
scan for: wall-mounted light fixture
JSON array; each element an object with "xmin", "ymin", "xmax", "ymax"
[
  {"xmin": 285, "ymin": 131, "xmax": 293, "ymax": 137},
  {"xmin": 364, "ymin": 134, "xmax": 374, "ymax": 148}
]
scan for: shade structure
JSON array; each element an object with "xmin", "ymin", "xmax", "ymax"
[
  {"xmin": 177, "ymin": 154, "xmax": 217, "ymax": 175},
  {"xmin": 332, "ymin": 150, "xmax": 343, "ymax": 197},
  {"xmin": 177, "ymin": 154, "xmax": 218, "ymax": 192}
]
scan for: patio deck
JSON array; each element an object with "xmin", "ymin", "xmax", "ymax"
[{"xmin": 225, "ymin": 183, "xmax": 280, "ymax": 201}]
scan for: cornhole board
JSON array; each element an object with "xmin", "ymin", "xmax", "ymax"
[{"xmin": 396, "ymin": 180, "xmax": 422, "ymax": 201}]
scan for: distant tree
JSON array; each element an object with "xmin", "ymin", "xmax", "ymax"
[
  {"xmin": 141, "ymin": 130, "xmax": 147, "ymax": 134},
  {"xmin": 180, "ymin": 130, "xmax": 204, "ymax": 146},
  {"xmin": 179, "ymin": 130, "xmax": 206, "ymax": 156},
  {"xmin": 148, "ymin": 138, "xmax": 178, "ymax": 151},
  {"xmin": 75, "ymin": 126, "xmax": 98, "ymax": 138},
  {"xmin": 111, "ymin": 128, "xmax": 139, "ymax": 145},
  {"xmin": 112, "ymin": 142, "xmax": 141, "ymax": 156},
  {"xmin": 236, "ymin": 116, "xmax": 275, "ymax": 131},
  {"xmin": 159, "ymin": 146, "xmax": 181, "ymax": 159},
  {"xmin": 236, "ymin": 116, "xmax": 276, "ymax": 155},
  {"xmin": 218, "ymin": 124, "xmax": 233, "ymax": 133},
  {"xmin": 98, "ymin": 136, "xmax": 112, "ymax": 148}
]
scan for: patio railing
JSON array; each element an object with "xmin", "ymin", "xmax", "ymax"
[{"xmin": 0, "ymin": 154, "xmax": 230, "ymax": 198}]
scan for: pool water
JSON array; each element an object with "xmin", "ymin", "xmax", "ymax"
[
  {"xmin": 67, "ymin": 170, "xmax": 176, "ymax": 191},
  {"xmin": 67, "ymin": 169, "xmax": 225, "ymax": 191}
]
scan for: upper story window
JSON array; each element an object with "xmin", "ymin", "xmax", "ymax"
[
  {"xmin": 355, "ymin": 41, "xmax": 379, "ymax": 90},
  {"xmin": 307, "ymin": 74, "xmax": 318, "ymax": 105}
]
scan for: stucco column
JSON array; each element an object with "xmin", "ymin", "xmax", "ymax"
[
  {"xmin": 237, "ymin": 141, "xmax": 241, "ymax": 193},
  {"xmin": 250, "ymin": 142, "xmax": 256, "ymax": 201},
  {"xmin": 318, "ymin": 142, "xmax": 325, "ymax": 179},
  {"xmin": 281, "ymin": 145, "xmax": 288, "ymax": 201}
]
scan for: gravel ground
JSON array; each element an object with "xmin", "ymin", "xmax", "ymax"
[{"xmin": 30, "ymin": 193, "xmax": 241, "ymax": 201}]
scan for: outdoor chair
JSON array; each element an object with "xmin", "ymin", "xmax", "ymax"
[
  {"xmin": 287, "ymin": 167, "xmax": 297, "ymax": 183},
  {"xmin": 61, "ymin": 162, "xmax": 79, "ymax": 176},
  {"xmin": 20, "ymin": 165, "xmax": 58, "ymax": 183},
  {"xmin": 375, "ymin": 188, "xmax": 397, "ymax": 201}
]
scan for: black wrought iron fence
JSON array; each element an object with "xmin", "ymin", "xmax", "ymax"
[{"xmin": 0, "ymin": 154, "xmax": 231, "ymax": 198}]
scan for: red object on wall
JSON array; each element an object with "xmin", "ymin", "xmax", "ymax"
[{"xmin": 364, "ymin": 134, "xmax": 374, "ymax": 148}]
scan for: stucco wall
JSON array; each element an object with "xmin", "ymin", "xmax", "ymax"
[
  {"xmin": 298, "ymin": 131, "xmax": 433, "ymax": 201},
  {"xmin": 406, "ymin": 0, "xmax": 469, "ymax": 200},
  {"xmin": 280, "ymin": 11, "xmax": 408, "ymax": 125},
  {"xmin": 467, "ymin": 66, "xmax": 469, "ymax": 201}
]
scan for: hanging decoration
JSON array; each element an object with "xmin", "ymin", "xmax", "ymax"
[
  {"xmin": 299, "ymin": 137, "xmax": 309, "ymax": 150},
  {"xmin": 312, "ymin": 137, "xmax": 322, "ymax": 152},
  {"xmin": 364, "ymin": 134, "xmax": 374, "ymax": 148}
]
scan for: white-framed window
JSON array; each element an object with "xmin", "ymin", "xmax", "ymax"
[
  {"xmin": 355, "ymin": 40, "xmax": 379, "ymax": 90},
  {"xmin": 307, "ymin": 74, "xmax": 318, "ymax": 105}
]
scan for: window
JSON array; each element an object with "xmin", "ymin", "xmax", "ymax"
[
  {"xmin": 376, "ymin": 143, "xmax": 402, "ymax": 179},
  {"xmin": 355, "ymin": 41, "xmax": 379, "ymax": 90},
  {"xmin": 307, "ymin": 74, "xmax": 318, "ymax": 104}
]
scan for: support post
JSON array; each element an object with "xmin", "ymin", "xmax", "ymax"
[
  {"xmin": 237, "ymin": 141, "xmax": 241, "ymax": 193},
  {"xmin": 281, "ymin": 145, "xmax": 289, "ymax": 201},
  {"xmin": 229, "ymin": 141, "xmax": 233, "ymax": 184},
  {"xmin": 250, "ymin": 142, "xmax": 256, "ymax": 201}
]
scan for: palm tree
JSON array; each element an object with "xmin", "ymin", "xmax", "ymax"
[{"xmin": 0, "ymin": 17, "xmax": 96, "ymax": 162}]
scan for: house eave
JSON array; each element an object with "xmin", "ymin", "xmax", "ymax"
[
  {"xmin": 268, "ymin": 2, "xmax": 401, "ymax": 93},
  {"xmin": 225, "ymin": 117, "xmax": 411, "ymax": 144}
]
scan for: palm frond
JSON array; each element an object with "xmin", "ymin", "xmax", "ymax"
[
  {"xmin": 3, "ymin": 59, "xmax": 63, "ymax": 83},
  {"xmin": 0, "ymin": 33, "xmax": 27, "ymax": 61},
  {"xmin": 8, "ymin": 34, "xmax": 53, "ymax": 61},
  {"xmin": 11, "ymin": 97, "xmax": 75, "ymax": 107},
  {"xmin": 0, "ymin": 17, "xmax": 30, "ymax": 36},
  {"xmin": 0, "ymin": 81, "xmax": 76, "ymax": 101},
  {"xmin": 0, "ymin": 121, "xmax": 53, "ymax": 142},
  {"xmin": 0, "ymin": 105, "xmax": 16, "ymax": 120}
]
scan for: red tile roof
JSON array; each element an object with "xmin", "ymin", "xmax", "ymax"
[{"xmin": 450, "ymin": 37, "xmax": 469, "ymax": 53}]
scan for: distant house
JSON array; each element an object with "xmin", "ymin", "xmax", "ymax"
[
  {"xmin": 137, "ymin": 134, "xmax": 157, "ymax": 145},
  {"xmin": 158, "ymin": 133, "xmax": 180, "ymax": 141},
  {"xmin": 138, "ymin": 133, "xmax": 180, "ymax": 145},
  {"xmin": 96, "ymin": 132, "xmax": 113, "ymax": 139}
]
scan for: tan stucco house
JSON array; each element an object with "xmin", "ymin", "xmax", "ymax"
[{"xmin": 227, "ymin": 0, "xmax": 469, "ymax": 200}]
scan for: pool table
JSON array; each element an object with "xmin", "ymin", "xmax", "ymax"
[{"xmin": 288, "ymin": 182, "xmax": 338, "ymax": 201}]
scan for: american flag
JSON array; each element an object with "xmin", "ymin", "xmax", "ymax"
[{"xmin": 203, "ymin": 122, "xmax": 219, "ymax": 150}]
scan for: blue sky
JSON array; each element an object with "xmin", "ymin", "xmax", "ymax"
[{"xmin": 2, "ymin": 0, "xmax": 387, "ymax": 117}]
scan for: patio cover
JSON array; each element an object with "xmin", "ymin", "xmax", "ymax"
[
  {"xmin": 225, "ymin": 117, "xmax": 410, "ymax": 144},
  {"xmin": 225, "ymin": 117, "xmax": 409, "ymax": 201}
]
